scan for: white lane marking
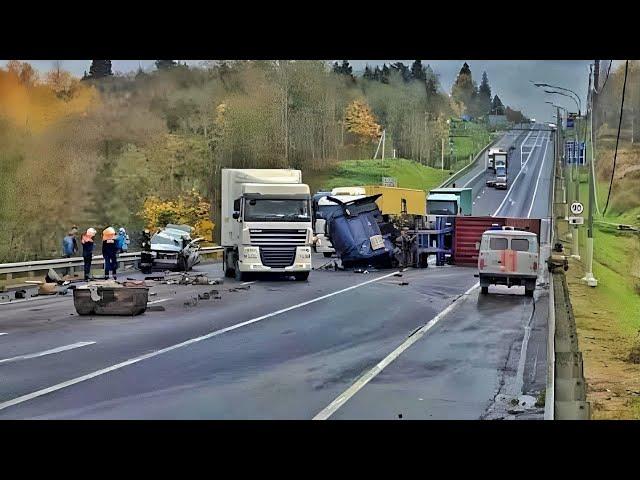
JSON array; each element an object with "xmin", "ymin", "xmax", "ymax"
[
  {"xmin": 147, "ymin": 299, "xmax": 168, "ymax": 305},
  {"xmin": 527, "ymin": 135, "xmax": 550, "ymax": 218},
  {"xmin": 493, "ymin": 132, "xmax": 545, "ymax": 217},
  {"xmin": 0, "ymin": 271, "xmax": 400, "ymax": 413},
  {"xmin": 0, "ymin": 342, "xmax": 96, "ymax": 366},
  {"xmin": 312, "ymin": 282, "xmax": 480, "ymax": 420},
  {"xmin": 241, "ymin": 281, "xmax": 256, "ymax": 286},
  {"xmin": 0, "ymin": 333, "xmax": 7, "ymax": 336}
]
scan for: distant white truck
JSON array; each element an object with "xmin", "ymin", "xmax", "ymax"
[{"xmin": 221, "ymin": 169, "xmax": 314, "ymax": 281}]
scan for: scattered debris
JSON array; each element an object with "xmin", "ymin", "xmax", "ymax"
[
  {"xmin": 45, "ymin": 268, "xmax": 62, "ymax": 284},
  {"xmin": 398, "ymin": 282, "xmax": 409, "ymax": 286},
  {"xmin": 14, "ymin": 290, "xmax": 26, "ymax": 299},
  {"xmin": 228, "ymin": 285, "xmax": 251, "ymax": 292},
  {"xmin": 198, "ymin": 292, "xmax": 211, "ymax": 300},
  {"xmin": 149, "ymin": 292, "xmax": 157, "ymax": 296},
  {"xmin": 184, "ymin": 297, "xmax": 199, "ymax": 307},
  {"xmin": 146, "ymin": 305, "xmax": 166, "ymax": 312},
  {"xmin": 145, "ymin": 275, "xmax": 165, "ymax": 281},
  {"xmin": 393, "ymin": 273, "xmax": 403, "ymax": 277}
]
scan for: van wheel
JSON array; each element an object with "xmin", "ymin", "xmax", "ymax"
[{"xmin": 481, "ymin": 286, "xmax": 489, "ymax": 294}]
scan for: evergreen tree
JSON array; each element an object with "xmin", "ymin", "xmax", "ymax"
[
  {"xmin": 381, "ymin": 64, "xmax": 390, "ymax": 84},
  {"xmin": 411, "ymin": 60, "xmax": 425, "ymax": 82},
  {"xmin": 156, "ymin": 60, "xmax": 178, "ymax": 70},
  {"xmin": 373, "ymin": 65, "xmax": 382, "ymax": 82},
  {"xmin": 451, "ymin": 62, "xmax": 476, "ymax": 114},
  {"xmin": 491, "ymin": 95, "xmax": 505, "ymax": 115},
  {"xmin": 390, "ymin": 62, "xmax": 411, "ymax": 82},
  {"xmin": 363, "ymin": 65, "xmax": 373, "ymax": 80},
  {"xmin": 477, "ymin": 71, "xmax": 492, "ymax": 115},
  {"xmin": 87, "ymin": 60, "xmax": 113, "ymax": 79},
  {"xmin": 424, "ymin": 64, "xmax": 439, "ymax": 97}
]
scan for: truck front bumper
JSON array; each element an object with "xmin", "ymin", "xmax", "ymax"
[{"xmin": 237, "ymin": 245, "xmax": 312, "ymax": 273}]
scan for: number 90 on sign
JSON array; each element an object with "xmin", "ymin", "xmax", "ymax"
[{"xmin": 570, "ymin": 202, "xmax": 584, "ymax": 215}]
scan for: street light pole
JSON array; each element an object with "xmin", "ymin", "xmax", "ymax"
[{"xmin": 582, "ymin": 61, "xmax": 599, "ymax": 287}]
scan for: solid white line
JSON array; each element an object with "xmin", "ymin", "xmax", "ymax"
[
  {"xmin": 0, "ymin": 295, "xmax": 69, "ymax": 307},
  {"xmin": 147, "ymin": 299, "xmax": 168, "ymax": 305},
  {"xmin": 312, "ymin": 282, "xmax": 480, "ymax": 420},
  {"xmin": 527, "ymin": 135, "xmax": 550, "ymax": 218},
  {"xmin": 492, "ymin": 132, "xmax": 541, "ymax": 217},
  {"xmin": 0, "ymin": 271, "xmax": 400, "ymax": 413},
  {"xmin": 0, "ymin": 342, "xmax": 96, "ymax": 365},
  {"xmin": 0, "ymin": 333, "xmax": 7, "ymax": 336}
]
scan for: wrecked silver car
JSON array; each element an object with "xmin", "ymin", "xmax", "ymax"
[{"xmin": 140, "ymin": 224, "xmax": 203, "ymax": 274}]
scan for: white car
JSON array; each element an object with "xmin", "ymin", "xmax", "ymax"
[{"xmin": 477, "ymin": 227, "xmax": 539, "ymax": 296}]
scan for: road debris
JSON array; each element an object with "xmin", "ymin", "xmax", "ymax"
[
  {"xmin": 228, "ymin": 285, "xmax": 250, "ymax": 292},
  {"xmin": 398, "ymin": 282, "xmax": 409, "ymax": 286}
]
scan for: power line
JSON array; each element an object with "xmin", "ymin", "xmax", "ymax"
[
  {"xmin": 603, "ymin": 60, "xmax": 629, "ymax": 216},
  {"xmin": 595, "ymin": 60, "xmax": 612, "ymax": 94}
]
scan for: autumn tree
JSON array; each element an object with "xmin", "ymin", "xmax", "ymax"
[
  {"xmin": 5, "ymin": 60, "xmax": 39, "ymax": 85},
  {"xmin": 344, "ymin": 99, "xmax": 381, "ymax": 144}
]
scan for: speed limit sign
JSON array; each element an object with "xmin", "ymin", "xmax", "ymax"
[{"xmin": 570, "ymin": 202, "xmax": 584, "ymax": 215}]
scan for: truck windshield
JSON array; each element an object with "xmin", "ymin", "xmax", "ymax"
[
  {"xmin": 244, "ymin": 199, "xmax": 310, "ymax": 222},
  {"xmin": 427, "ymin": 200, "xmax": 458, "ymax": 215},
  {"xmin": 496, "ymin": 167, "xmax": 506, "ymax": 177}
]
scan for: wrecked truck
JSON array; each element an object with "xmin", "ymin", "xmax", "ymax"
[
  {"xmin": 139, "ymin": 224, "xmax": 203, "ymax": 274},
  {"xmin": 324, "ymin": 194, "xmax": 396, "ymax": 269}
]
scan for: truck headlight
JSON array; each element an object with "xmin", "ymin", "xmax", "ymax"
[{"xmin": 243, "ymin": 247, "xmax": 260, "ymax": 259}]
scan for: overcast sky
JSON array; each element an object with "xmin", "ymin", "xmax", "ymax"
[{"xmin": 0, "ymin": 59, "xmax": 594, "ymax": 122}]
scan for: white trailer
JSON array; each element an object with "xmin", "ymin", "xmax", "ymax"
[{"xmin": 221, "ymin": 169, "xmax": 313, "ymax": 281}]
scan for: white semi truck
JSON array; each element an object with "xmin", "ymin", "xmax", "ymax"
[{"xmin": 221, "ymin": 169, "xmax": 314, "ymax": 281}]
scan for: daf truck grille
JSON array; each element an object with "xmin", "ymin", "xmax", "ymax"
[
  {"xmin": 260, "ymin": 247, "xmax": 296, "ymax": 268},
  {"xmin": 249, "ymin": 229, "xmax": 307, "ymax": 246}
]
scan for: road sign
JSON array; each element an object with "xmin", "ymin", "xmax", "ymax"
[
  {"xmin": 382, "ymin": 177, "xmax": 397, "ymax": 187},
  {"xmin": 569, "ymin": 216, "xmax": 584, "ymax": 225},
  {"xmin": 565, "ymin": 141, "xmax": 575, "ymax": 164},
  {"xmin": 570, "ymin": 202, "xmax": 584, "ymax": 215}
]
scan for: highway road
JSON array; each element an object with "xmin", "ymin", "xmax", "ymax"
[{"xmin": 0, "ymin": 127, "xmax": 554, "ymax": 419}]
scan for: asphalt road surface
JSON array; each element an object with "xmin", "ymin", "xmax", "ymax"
[{"xmin": 0, "ymin": 128, "xmax": 554, "ymax": 419}]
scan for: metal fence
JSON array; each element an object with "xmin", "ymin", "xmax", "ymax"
[{"xmin": 0, "ymin": 247, "xmax": 224, "ymax": 282}]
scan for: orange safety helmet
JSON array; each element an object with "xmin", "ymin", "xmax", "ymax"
[{"xmin": 102, "ymin": 226, "xmax": 116, "ymax": 241}]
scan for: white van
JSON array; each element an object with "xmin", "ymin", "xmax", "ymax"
[{"xmin": 477, "ymin": 227, "xmax": 539, "ymax": 296}]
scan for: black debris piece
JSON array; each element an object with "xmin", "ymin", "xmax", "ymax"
[{"xmin": 398, "ymin": 282, "xmax": 409, "ymax": 286}]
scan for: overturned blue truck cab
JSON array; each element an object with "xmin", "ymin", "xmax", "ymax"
[{"xmin": 324, "ymin": 194, "xmax": 396, "ymax": 269}]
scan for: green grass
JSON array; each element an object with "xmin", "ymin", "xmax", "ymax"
[
  {"xmin": 314, "ymin": 158, "xmax": 451, "ymax": 192},
  {"xmin": 449, "ymin": 122, "xmax": 491, "ymax": 171}
]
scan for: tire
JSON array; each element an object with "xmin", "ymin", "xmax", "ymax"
[
  {"xmin": 294, "ymin": 272, "xmax": 310, "ymax": 281},
  {"xmin": 234, "ymin": 258, "xmax": 247, "ymax": 282},
  {"xmin": 223, "ymin": 252, "xmax": 235, "ymax": 278},
  {"xmin": 323, "ymin": 252, "xmax": 333, "ymax": 258},
  {"xmin": 481, "ymin": 286, "xmax": 489, "ymax": 294}
]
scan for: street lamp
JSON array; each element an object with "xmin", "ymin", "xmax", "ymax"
[{"xmin": 534, "ymin": 82, "xmax": 582, "ymax": 115}]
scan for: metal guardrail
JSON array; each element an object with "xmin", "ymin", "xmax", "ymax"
[{"xmin": 0, "ymin": 246, "xmax": 224, "ymax": 281}]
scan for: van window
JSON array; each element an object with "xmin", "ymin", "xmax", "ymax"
[
  {"xmin": 511, "ymin": 238, "xmax": 529, "ymax": 252},
  {"xmin": 489, "ymin": 237, "xmax": 508, "ymax": 250}
]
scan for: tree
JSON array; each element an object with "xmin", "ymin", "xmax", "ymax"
[
  {"xmin": 373, "ymin": 65, "xmax": 382, "ymax": 82},
  {"xmin": 5, "ymin": 60, "xmax": 39, "ymax": 85},
  {"xmin": 424, "ymin": 64, "xmax": 439, "ymax": 97},
  {"xmin": 451, "ymin": 62, "xmax": 476, "ymax": 115},
  {"xmin": 411, "ymin": 60, "xmax": 425, "ymax": 82},
  {"xmin": 390, "ymin": 62, "xmax": 411, "ymax": 82},
  {"xmin": 491, "ymin": 95, "xmax": 505, "ymax": 115},
  {"xmin": 381, "ymin": 64, "xmax": 390, "ymax": 84},
  {"xmin": 332, "ymin": 60, "xmax": 353, "ymax": 76},
  {"xmin": 363, "ymin": 65, "xmax": 374, "ymax": 80},
  {"xmin": 156, "ymin": 60, "xmax": 178, "ymax": 71},
  {"xmin": 87, "ymin": 60, "xmax": 113, "ymax": 79},
  {"xmin": 344, "ymin": 99, "xmax": 381, "ymax": 144},
  {"xmin": 505, "ymin": 106, "xmax": 528, "ymax": 123},
  {"xmin": 477, "ymin": 71, "xmax": 492, "ymax": 115}
]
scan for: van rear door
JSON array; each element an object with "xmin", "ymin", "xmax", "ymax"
[
  {"xmin": 510, "ymin": 236, "xmax": 539, "ymax": 276},
  {"xmin": 480, "ymin": 235, "xmax": 508, "ymax": 274}
]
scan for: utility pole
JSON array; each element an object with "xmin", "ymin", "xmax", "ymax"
[
  {"xmin": 582, "ymin": 61, "xmax": 599, "ymax": 286},
  {"xmin": 381, "ymin": 129, "xmax": 386, "ymax": 161}
]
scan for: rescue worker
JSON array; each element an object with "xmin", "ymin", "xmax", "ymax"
[
  {"xmin": 81, "ymin": 228, "xmax": 97, "ymax": 280},
  {"xmin": 102, "ymin": 227, "xmax": 118, "ymax": 280}
]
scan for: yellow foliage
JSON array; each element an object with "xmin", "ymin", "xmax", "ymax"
[
  {"xmin": 0, "ymin": 62, "xmax": 99, "ymax": 132},
  {"xmin": 344, "ymin": 99, "xmax": 381, "ymax": 144},
  {"xmin": 140, "ymin": 189, "xmax": 214, "ymax": 241}
]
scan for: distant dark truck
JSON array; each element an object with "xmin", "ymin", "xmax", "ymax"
[{"xmin": 486, "ymin": 149, "xmax": 509, "ymax": 189}]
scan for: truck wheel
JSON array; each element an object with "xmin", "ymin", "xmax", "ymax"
[
  {"xmin": 323, "ymin": 252, "xmax": 333, "ymax": 258},
  {"xmin": 234, "ymin": 258, "xmax": 247, "ymax": 282},
  {"xmin": 294, "ymin": 272, "xmax": 310, "ymax": 281},
  {"xmin": 481, "ymin": 286, "xmax": 489, "ymax": 294},
  {"xmin": 223, "ymin": 253, "xmax": 235, "ymax": 278}
]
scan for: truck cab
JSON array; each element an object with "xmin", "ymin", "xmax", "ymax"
[
  {"xmin": 427, "ymin": 188, "xmax": 473, "ymax": 216},
  {"xmin": 494, "ymin": 165, "xmax": 507, "ymax": 189},
  {"xmin": 313, "ymin": 193, "xmax": 366, "ymax": 257},
  {"xmin": 222, "ymin": 169, "xmax": 313, "ymax": 282},
  {"xmin": 477, "ymin": 227, "xmax": 539, "ymax": 296}
]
